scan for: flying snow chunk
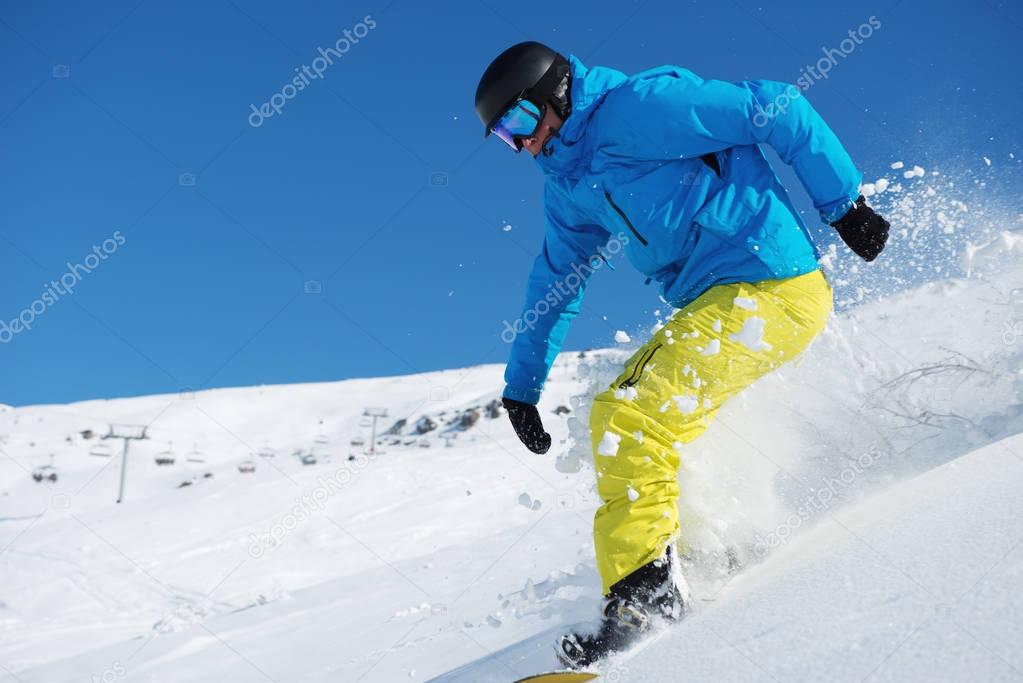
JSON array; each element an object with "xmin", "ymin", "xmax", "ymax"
[
  {"xmin": 672, "ymin": 394, "xmax": 699, "ymax": 414},
  {"xmin": 614, "ymin": 386, "xmax": 639, "ymax": 401},
  {"xmin": 614, "ymin": 330, "xmax": 631, "ymax": 343},
  {"xmin": 983, "ymin": 156, "xmax": 992, "ymax": 166},
  {"xmin": 903, "ymin": 165, "xmax": 925, "ymax": 179},
  {"xmin": 712, "ymin": 319, "xmax": 722, "ymax": 332},
  {"xmin": 597, "ymin": 431, "xmax": 622, "ymax": 456},
  {"xmin": 633, "ymin": 430, "xmax": 644, "ymax": 445},
  {"xmin": 627, "ymin": 486, "xmax": 640, "ymax": 502},
  {"xmin": 701, "ymin": 339, "xmax": 721, "ymax": 356},
  {"xmin": 890, "ymin": 161, "xmax": 904, "ymax": 170},
  {"xmin": 502, "ymin": 224, "xmax": 513, "ymax": 232},
  {"xmin": 875, "ymin": 178, "xmax": 890, "ymax": 193},
  {"xmin": 733, "ymin": 296, "xmax": 758, "ymax": 311},
  {"xmin": 729, "ymin": 316, "xmax": 772, "ymax": 352}
]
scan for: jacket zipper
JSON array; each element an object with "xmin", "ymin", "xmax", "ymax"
[{"xmin": 604, "ymin": 191, "xmax": 648, "ymax": 246}]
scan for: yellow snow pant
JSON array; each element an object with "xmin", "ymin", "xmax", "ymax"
[{"xmin": 590, "ymin": 269, "xmax": 832, "ymax": 594}]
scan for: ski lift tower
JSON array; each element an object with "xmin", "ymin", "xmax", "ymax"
[
  {"xmin": 363, "ymin": 407, "xmax": 388, "ymax": 455},
  {"xmin": 104, "ymin": 424, "xmax": 148, "ymax": 504}
]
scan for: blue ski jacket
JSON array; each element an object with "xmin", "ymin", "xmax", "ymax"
[{"xmin": 503, "ymin": 55, "xmax": 862, "ymax": 405}]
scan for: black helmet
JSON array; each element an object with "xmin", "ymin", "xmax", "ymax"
[{"xmin": 475, "ymin": 41, "xmax": 571, "ymax": 138}]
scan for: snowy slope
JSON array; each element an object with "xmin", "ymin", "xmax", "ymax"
[
  {"xmin": 625, "ymin": 432, "xmax": 1023, "ymax": 683},
  {"xmin": 437, "ymin": 432, "xmax": 1023, "ymax": 682},
  {"xmin": 2, "ymin": 230, "xmax": 1022, "ymax": 680}
]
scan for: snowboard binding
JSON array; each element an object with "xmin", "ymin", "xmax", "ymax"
[{"xmin": 556, "ymin": 546, "xmax": 690, "ymax": 669}]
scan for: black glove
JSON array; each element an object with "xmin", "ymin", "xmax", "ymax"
[
  {"xmin": 830, "ymin": 195, "xmax": 890, "ymax": 262},
  {"xmin": 502, "ymin": 398, "xmax": 551, "ymax": 454}
]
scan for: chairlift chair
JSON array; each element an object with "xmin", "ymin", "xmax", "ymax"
[
  {"xmin": 237, "ymin": 460, "xmax": 256, "ymax": 474},
  {"xmin": 257, "ymin": 442, "xmax": 275, "ymax": 458},
  {"xmin": 154, "ymin": 441, "xmax": 176, "ymax": 466},
  {"xmin": 313, "ymin": 433, "xmax": 330, "ymax": 445},
  {"xmin": 31, "ymin": 464, "xmax": 58, "ymax": 482},
  {"xmin": 186, "ymin": 443, "xmax": 206, "ymax": 464},
  {"xmin": 88, "ymin": 442, "xmax": 113, "ymax": 458}
]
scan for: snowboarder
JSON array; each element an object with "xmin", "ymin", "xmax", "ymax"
[{"xmin": 475, "ymin": 42, "xmax": 889, "ymax": 668}]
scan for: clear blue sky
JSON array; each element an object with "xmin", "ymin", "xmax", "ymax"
[{"xmin": 2, "ymin": 0, "xmax": 1021, "ymax": 406}]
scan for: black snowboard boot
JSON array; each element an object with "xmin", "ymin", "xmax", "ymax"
[{"xmin": 556, "ymin": 547, "xmax": 690, "ymax": 669}]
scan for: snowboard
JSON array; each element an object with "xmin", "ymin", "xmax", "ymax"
[{"xmin": 512, "ymin": 673, "xmax": 598, "ymax": 682}]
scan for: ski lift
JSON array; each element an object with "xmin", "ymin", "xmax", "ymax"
[
  {"xmin": 89, "ymin": 442, "xmax": 113, "ymax": 458},
  {"xmin": 313, "ymin": 433, "xmax": 330, "ymax": 445},
  {"xmin": 33, "ymin": 454, "xmax": 59, "ymax": 482},
  {"xmin": 300, "ymin": 453, "xmax": 317, "ymax": 466},
  {"xmin": 349, "ymin": 436, "xmax": 365, "ymax": 447},
  {"xmin": 186, "ymin": 443, "xmax": 206, "ymax": 464},
  {"xmin": 237, "ymin": 460, "xmax": 256, "ymax": 474},
  {"xmin": 257, "ymin": 442, "xmax": 275, "ymax": 458},
  {"xmin": 154, "ymin": 441, "xmax": 176, "ymax": 466},
  {"xmin": 32, "ymin": 465, "xmax": 58, "ymax": 482},
  {"xmin": 358, "ymin": 417, "xmax": 372, "ymax": 428}
]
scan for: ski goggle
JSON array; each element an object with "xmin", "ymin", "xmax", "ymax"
[{"xmin": 491, "ymin": 98, "xmax": 544, "ymax": 152}]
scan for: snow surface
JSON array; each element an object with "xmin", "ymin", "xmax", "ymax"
[{"xmin": 2, "ymin": 212, "xmax": 1022, "ymax": 681}]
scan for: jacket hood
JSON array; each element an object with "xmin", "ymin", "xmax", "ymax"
[{"xmin": 535, "ymin": 55, "xmax": 627, "ymax": 178}]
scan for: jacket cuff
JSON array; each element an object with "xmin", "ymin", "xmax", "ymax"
[
  {"xmin": 502, "ymin": 385, "xmax": 542, "ymax": 405},
  {"xmin": 819, "ymin": 193, "xmax": 858, "ymax": 225}
]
